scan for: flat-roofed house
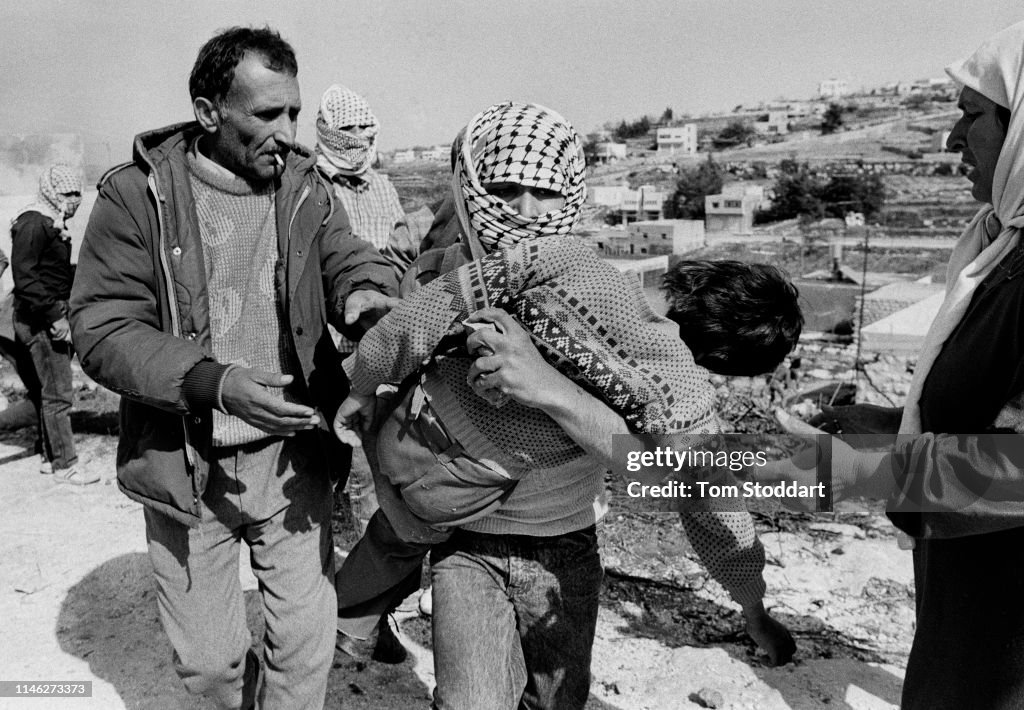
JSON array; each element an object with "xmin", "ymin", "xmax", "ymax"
[
  {"xmin": 626, "ymin": 219, "xmax": 705, "ymax": 255},
  {"xmin": 704, "ymin": 192, "xmax": 760, "ymax": 235},
  {"xmin": 656, "ymin": 124, "xmax": 697, "ymax": 156}
]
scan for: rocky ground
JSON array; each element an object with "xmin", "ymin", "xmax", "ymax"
[{"xmin": 0, "ymin": 351, "xmax": 917, "ymax": 710}]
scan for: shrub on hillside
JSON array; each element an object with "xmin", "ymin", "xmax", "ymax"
[
  {"xmin": 713, "ymin": 120, "xmax": 757, "ymax": 149},
  {"xmin": 757, "ymin": 160, "xmax": 825, "ymax": 222},
  {"xmin": 664, "ymin": 155, "xmax": 724, "ymax": 220},
  {"xmin": 757, "ymin": 160, "xmax": 887, "ymax": 223},
  {"xmin": 819, "ymin": 173, "xmax": 886, "ymax": 219},
  {"xmin": 821, "ymin": 103, "xmax": 844, "ymax": 135},
  {"xmin": 613, "ymin": 116, "xmax": 652, "ymax": 140}
]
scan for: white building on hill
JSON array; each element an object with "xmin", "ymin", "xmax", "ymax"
[
  {"xmin": 704, "ymin": 191, "xmax": 760, "ymax": 235},
  {"xmin": 620, "ymin": 185, "xmax": 665, "ymax": 222},
  {"xmin": 588, "ymin": 184, "xmax": 628, "ymax": 207},
  {"xmin": 591, "ymin": 220, "xmax": 704, "ymax": 257},
  {"xmin": 587, "ymin": 184, "xmax": 665, "ymax": 222},
  {"xmin": 626, "ymin": 220, "xmax": 704, "ymax": 255},
  {"xmin": 656, "ymin": 124, "xmax": 697, "ymax": 156},
  {"xmin": 592, "ymin": 142, "xmax": 627, "ymax": 163},
  {"xmin": 419, "ymin": 145, "xmax": 449, "ymax": 162},
  {"xmin": 818, "ymin": 79, "xmax": 849, "ymax": 99},
  {"xmin": 753, "ymin": 111, "xmax": 789, "ymax": 136}
]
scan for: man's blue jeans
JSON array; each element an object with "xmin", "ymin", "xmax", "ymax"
[
  {"xmin": 13, "ymin": 315, "xmax": 75, "ymax": 469},
  {"xmin": 429, "ymin": 526, "xmax": 603, "ymax": 710}
]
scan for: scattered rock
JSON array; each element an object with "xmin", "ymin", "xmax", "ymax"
[
  {"xmin": 691, "ymin": 687, "xmax": 724, "ymax": 708},
  {"xmin": 863, "ymin": 577, "xmax": 914, "ymax": 600},
  {"xmin": 601, "ymin": 680, "xmax": 621, "ymax": 695},
  {"xmin": 620, "ymin": 601, "xmax": 643, "ymax": 619}
]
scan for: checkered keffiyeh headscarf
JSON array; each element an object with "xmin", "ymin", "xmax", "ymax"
[
  {"xmin": 453, "ymin": 101, "xmax": 586, "ymax": 253},
  {"xmin": 40, "ymin": 164, "xmax": 82, "ymax": 213},
  {"xmin": 316, "ymin": 85, "xmax": 379, "ymax": 177},
  {"xmin": 13, "ymin": 164, "xmax": 82, "ymax": 232}
]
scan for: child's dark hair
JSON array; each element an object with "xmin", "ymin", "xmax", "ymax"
[{"xmin": 662, "ymin": 260, "xmax": 803, "ymax": 377}]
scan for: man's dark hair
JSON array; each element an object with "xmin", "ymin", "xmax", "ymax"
[
  {"xmin": 189, "ymin": 26, "xmax": 298, "ymax": 103},
  {"xmin": 662, "ymin": 260, "xmax": 803, "ymax": 377}
]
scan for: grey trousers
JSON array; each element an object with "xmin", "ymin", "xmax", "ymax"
[{"xmin": 145, "ymin": 434, "xmax": 336, "ymax": 710}]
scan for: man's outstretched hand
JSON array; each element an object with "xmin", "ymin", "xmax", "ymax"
[
  {"xmin": 220, "ymin": 367, "xmax": 319, "ymax": 436},
  {"xmin": 343, "ymin": 290, "xmax": 402, "ymax": 330}
]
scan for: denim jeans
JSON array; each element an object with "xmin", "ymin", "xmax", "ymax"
[
  {"xmin": 430, "ymin": 526, "xmax": 603, "ymax": 710},
  {"xmin": 346, "ymin": 463, "xmax": 379, "ymax": 536},
  {"xmin": 13, "ymin": 315, "xmax": 75, "ymax": 469}
]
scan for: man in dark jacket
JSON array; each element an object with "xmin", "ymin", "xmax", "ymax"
[
  {"xmin": 11, "ymin": 165, "xmax": 97, "ymax": 484},
  {"xmin": 70, "ymin": 27, "xmax": 398, "ymax": 710}
]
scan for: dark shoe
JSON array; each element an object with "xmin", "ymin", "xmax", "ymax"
[
  {"xmin": 372, "ymin": 616, "xmax": 408, "ymax": 664},
  {"xmin": 336, "ymin": 617, "xmax": 407, "ymax": 664}
]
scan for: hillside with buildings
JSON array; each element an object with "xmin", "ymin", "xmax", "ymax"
[{"xmin": 0, "ymin": 74, "xmax": 967, "ymax": 362}]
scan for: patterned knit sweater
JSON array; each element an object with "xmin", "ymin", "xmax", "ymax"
[
  {"xmin": 345, "ymin": 237, "xmax": 718, "ymax": 461},
  {"xmin": 187, "ymin": 144, "xmax": 291, "ymax": 446},
  {"xmin": 346, "ymin": 236, "xmax": 767, "ymax": 604}
]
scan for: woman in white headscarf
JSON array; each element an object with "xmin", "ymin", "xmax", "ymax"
[{"xmin": 762, "ymin": 21, "xmax": 1024, "ymax": 709}]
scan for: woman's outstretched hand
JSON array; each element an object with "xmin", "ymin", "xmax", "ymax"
[{"xmin": 757, "ymin": 408, "xmax": 892, "ymax": 509}]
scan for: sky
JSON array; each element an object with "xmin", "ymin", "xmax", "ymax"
[{"xmin": 1, "ymin": 0, "xmax": 1023, "ymax": 161}]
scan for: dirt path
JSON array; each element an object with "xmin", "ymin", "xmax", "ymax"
[{"xmin": 1, "ymin": 421, "xmax": 913, "ymax": 710}]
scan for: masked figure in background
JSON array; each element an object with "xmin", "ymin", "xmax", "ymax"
[
  {"xmin": 10, "ymin": 164, "xmax": 96, "ymax": 485},
  {"xmin": 315, "ymin": 84, "xmax": 407, "ymax": 535}
]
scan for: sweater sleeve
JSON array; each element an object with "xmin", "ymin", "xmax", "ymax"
[
  {"xmin": 677, "ymin": 466, "xmax": 767, "ymax": 607},
  {"xmin": 70, "ymin": 170, "xmax": 214, "ymax": 414},
  {"xmin": 380, "ymin": 204, "xmax": 436, "ymax": 281},
  {"xmin": 887, "ymin": 432, "xmax": 1024, "ymax": 538},
  {"xmin": 346, "ymin": 235, "xmax": 713, "ymax": 438},
  {"xmin": 342, "ymin": 272, "xmax": 465, "ymax": 395},
  {"xmin": 341, "ymin": 236, "xmax": 583, "ymax": 396}
]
